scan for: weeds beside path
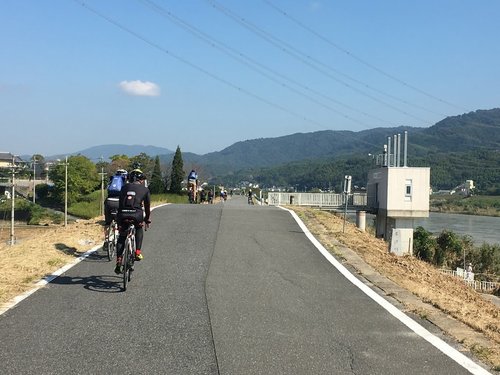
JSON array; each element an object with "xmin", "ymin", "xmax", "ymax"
[
  {"xmin": 291, "ymin": 206, "xmax": 499, "ymax": 371},
  {"xmin": 0, "ymin": 219, "xmax": 103, "ymax": 308}
]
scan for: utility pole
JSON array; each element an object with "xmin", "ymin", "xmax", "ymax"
[
  {"xmin": 9, "ymin": 155, "xmax": 17, "ymax": 246},
  {"xmin": 99, "ymin": 156, "xmax": 105, "ymax": 216},
  {"xmin": 32, "ymin": 157, "xmax": 37, "ymax": 203},
  {"xmin": 64, "ymin": 156, "xmax": 68, "ymax": 228}
]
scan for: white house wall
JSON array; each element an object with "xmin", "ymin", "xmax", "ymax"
[{"xmin": 386, "ymin": 167, "xmax": 430, "ymax": 218}]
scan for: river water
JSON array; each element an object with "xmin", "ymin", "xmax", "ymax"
[
  {"xmin": 413, "ymin": 212, "xmax": 500, "ymax": 246},
  {"xmin": 347, "ymin": 211, "xmax": 500, "ymax": 246}
]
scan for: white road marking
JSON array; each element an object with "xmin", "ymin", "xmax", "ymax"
[
  {"xmin": 280, "ymin": 206, "xmax": 491, "ymax": 375},
  {"xmin": 0, "ymin": 203, "xmax": 170, "ymax": 315}
]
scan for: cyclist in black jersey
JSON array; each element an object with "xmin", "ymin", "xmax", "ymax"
[{"xmin": 114, "ymin": 169, "xmax": 151, "ymax": 274}]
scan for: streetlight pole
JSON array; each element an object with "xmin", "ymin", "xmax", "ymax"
[{"xmin": 343, "ymin": 175, "xmax": 352, "ymax": 233}]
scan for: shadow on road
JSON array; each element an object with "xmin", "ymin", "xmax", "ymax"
[
  {"xmin": 50, "ymin": 274, "xmax": 123, "ymax": 293},
  {"xmin": 82, "ymin": 250, "xmax": 112, "ymax": 263}
]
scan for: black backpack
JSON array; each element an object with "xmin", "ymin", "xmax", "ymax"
[{"xmin": 121, "ymin": 190, "xmax": 137, "ymax": 211}]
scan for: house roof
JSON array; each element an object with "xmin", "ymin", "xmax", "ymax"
[{"xmin": 0, "ymin": 152, "xmax": 25, "ymax": 164}]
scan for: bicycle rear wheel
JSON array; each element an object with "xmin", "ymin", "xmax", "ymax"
[
  {"xmin": 122, "ymin": 241, "xmax": 129, "ymax": 290},
  {"xmin": 107, "ymin": 223, "xmax": 117, "ymax": 261}
]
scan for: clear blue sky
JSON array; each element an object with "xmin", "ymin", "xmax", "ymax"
[{"xmin": 1, "ymin": 0, "xmax": 499, "ymax": 157}]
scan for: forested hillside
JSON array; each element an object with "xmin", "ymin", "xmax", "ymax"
[
  {"xmin": 207, "ymin": 109, "xmax": 500, "ymax": 193},
  {"xmin": 73, "ymin": 108, "xmax": 498, "ymax": 193},
  {"xmin": 214, "ymin": 149, "xmax": 500, "ymax": 194},
  {"xmin": 183, "ymin": 108, "xmax": 499, "ymax": 174}
]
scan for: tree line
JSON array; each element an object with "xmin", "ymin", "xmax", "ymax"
[
  {"xmin": 413, "ymin": 227, "xmax": 499, "ymax": 284},
  {"xmin": 24, "ymin": 146, "xmax": 188, "ymax": 209},
  {"xmin": 215, "ymin": 150, "xmax": 500, "ymax": 195}
]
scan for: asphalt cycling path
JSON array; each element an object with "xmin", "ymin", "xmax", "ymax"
[{"xmin": 0, "ymin": 197, "xmax": 488, "ymax": 374}]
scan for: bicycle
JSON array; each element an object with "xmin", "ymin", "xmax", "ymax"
[
  {"xmin": 121, "ymin": 221, "xmax": 137, "ymax": 291},
  {"xmin": 103, "ymin": 217, "xmax": 118, "ymax": 261}
]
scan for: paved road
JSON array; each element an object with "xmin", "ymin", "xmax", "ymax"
[{"xmin": 0, "ymin": 197, "xmax": 485, "ymax": 374}]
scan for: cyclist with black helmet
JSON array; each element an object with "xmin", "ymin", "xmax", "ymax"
[{"xmin": 114, "ymin": 169, "xmax": 151, "ymax": 274}]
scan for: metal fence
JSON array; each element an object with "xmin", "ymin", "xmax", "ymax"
[
  {"xmin": 439, "ymin": 269, "xmax": 498, "ymax": 292},
  {"xmin": 267, "ymin": 192, "xmax": 367, "ymax": 208}
]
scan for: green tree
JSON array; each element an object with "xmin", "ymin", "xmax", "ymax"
[
  {"xmin": 31, "ymin": 154, "xmax": 45, "ymax": 179},
  {"xmin": 130, "ymin": 153, "xmax": 154, "ymax": 179},
  {"xmin": 474, "ymin": 243, "xmax": 500, "ymax": 278},
  {"xmin": 49, "ymin": 155, "xmax": 99, "ymax": 205},
  {"xmin": 169, "ymin": 146, "xmax": 184, "ymax": 194},
  {"xmin": 413, "ymin": 226, "xmax": 436, "ymax": 262},
  {"xmin": 106, "ymin": 155, "xmax": 130, "ymax": 178},
  {"xmin": 435, "ymin": 230, "xmax": 463, "ymax": 267},
  {"xmin": 149, "ymin": 156, "xmax": 165, "ymax": 194}
]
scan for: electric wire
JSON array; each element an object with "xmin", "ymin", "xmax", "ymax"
[
  {"xmin": 205, "ymin": 0, "xmax": 430, "ymax": 124},
  {"xmin": 138, "ymin": 0, "xmax": 380, "ymax": 128},
  {"xmin": 262, "ymin": 0, "xmax": 467, "ymax": 112},
  {"xmin": 73, "ymin": 1, "xmax": 327, "ymax": 130}
]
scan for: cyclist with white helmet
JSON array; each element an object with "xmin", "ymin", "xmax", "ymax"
[{"xmin": 104, "ymin": 169, "xmax": 128, "ymax": 225}]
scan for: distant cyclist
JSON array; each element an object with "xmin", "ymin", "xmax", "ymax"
[
  {"xmin": 114, "ymin": 169, "xmax": 151, "ymax": 274},
  {"xmin": 187, "ymin": 169, "xmax": 198, "ymax": 203}
]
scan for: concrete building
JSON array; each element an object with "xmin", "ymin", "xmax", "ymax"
[
  {"xmin": 366, "ymin": 132, "xmax": 430, "ymax": 255},
  {"xmin": 0, "ymin": 152, "xmax": 24, "ymax": 168}
]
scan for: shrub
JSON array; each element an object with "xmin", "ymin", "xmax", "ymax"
[
  {"xmin": 413, "ymin": 226, "xmax": 435, "ymax": 262},
  {"xmin": 436, "ymin": 230, "xmax": 463, "ymax": 267}
]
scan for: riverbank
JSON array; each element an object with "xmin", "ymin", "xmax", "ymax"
[
  {"xmin": 430, "ymin": 195, "xmax": 500, "ymax": 217},
  {"xmin": 430, "ymin": 206, "xmax": 500, "ymax": 217},
  {"xmin": 293, "ymin": 207, "xmax": 499, "ymax": 371}
]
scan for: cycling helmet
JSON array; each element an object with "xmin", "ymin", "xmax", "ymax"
[
  {"xmin": 129, "ymin": 169, "xmax": 145, "ymax": 182},
  {"xmin": 115, "ymin": 169, "xmax": 128, "ymax": 176}
]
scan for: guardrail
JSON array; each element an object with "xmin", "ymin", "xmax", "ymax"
[
  {"xmin": 439, "ymin": 269, "xmax": 498, "ymax": 292},
  {"xmin": 267, "ymin": 192, "xmax": 367, "ymax": 208}
]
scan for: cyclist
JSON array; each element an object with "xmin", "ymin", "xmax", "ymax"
[
  {"xmin": 104, "ymin": 169, "xmax": 127, "ymax": 225},
  {"xmin": 187, "ymin": 169, "xmax": 198, "ymax": 202},
  {"xmin": 199, "ymin": 189, "xmax": 207, "ymax": 204},
  {"xmin": 114, "ymin": 169, "xmax": 151, "ymax": 274}
]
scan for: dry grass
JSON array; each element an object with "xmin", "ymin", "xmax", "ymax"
[
  {"xmin": 292, "ymin": 207, "xmax": 499, "ymax": 370},
  {"xmin": 0, "ymin": 220, "xmax": 103, "ymax": 305}
]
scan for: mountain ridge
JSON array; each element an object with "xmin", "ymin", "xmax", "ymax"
[{"xmin": 35, "ymin": 108, "xmax": 500, "ymax": 177}]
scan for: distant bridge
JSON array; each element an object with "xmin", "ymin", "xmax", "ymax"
[{"xmin": 267, "ymin": 192, "xmax": 367, "ymax": 209}]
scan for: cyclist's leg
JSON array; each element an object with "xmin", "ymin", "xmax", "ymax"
[
  {"xmin": 127, "ymin": 211, "xmax": 145, "ymax": 260},
  {"xmin": 134, "ymin": 223, "xmax": 144, "ymax": 260},
  {"xmin": 114, "ymin": 218, "xmax": 128, "ymax": 273},
  {"xmin": 104, "ymin": 199, "xmax": 112, "ymax": 225},
  {"xmin": 135, "ymin": 225, "xmax": 144, "ymax": 249}
]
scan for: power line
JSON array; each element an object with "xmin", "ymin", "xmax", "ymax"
[
  {"xmin": 138, "ymin": 0, "xmax": 379, "ymax": 128},
  {"xmin": 205, "ymin": 0, "xmax": 430, "ymax": 124},
  {"xmin": 73, "ymin": 1, "xmax": 328, "ymax": 130},
  {"xmin": 262, "ymin": 0, "xmax": 467, "ymax": 112}
]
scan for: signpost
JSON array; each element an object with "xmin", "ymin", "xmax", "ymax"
[{"xmin": 343, "ymin": 175, "xmax": 352, "ymax": 233}]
